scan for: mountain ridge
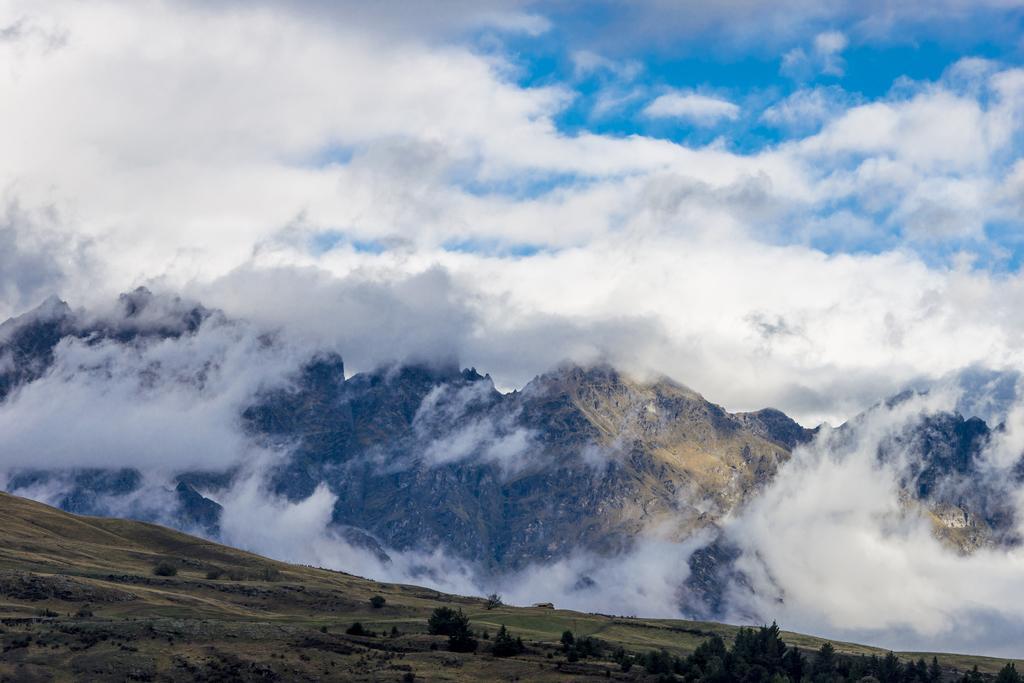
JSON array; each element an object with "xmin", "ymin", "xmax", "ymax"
[{"xmin": 0, "ymin": 291, "xmax": 1020, "ymax": 626}]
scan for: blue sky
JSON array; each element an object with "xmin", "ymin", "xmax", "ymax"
[{"xmin": 448, "ymin": 2, "xmax": 1024, "ymax": 267}]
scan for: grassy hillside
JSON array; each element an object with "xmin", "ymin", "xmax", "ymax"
[{"xmin": 0, "ymin": 492, "xmax": 1016, "ymax": 681}]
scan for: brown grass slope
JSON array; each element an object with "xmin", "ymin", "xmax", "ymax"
[{"xmin": 0, "ymin": 492, "xmax": 1016, "ymax": 681}]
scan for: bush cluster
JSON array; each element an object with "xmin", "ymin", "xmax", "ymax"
[
  {"xmin": 427, "ymin": 607, "xmax": 478, "ymax": 653},
  {"xmin": 152, "ymin": 561, "xmax": 177, "ymax": 577},
  {"xmin": 491, "ymin": 625, "xmax": 525, "ymax": 657}
]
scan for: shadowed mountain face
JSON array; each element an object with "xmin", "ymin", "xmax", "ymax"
[
  {"xmin": 0, "ymin": 288, "xmax": 211, "ymax": 401},
  {"xmin": 0, "ymin": 292, "xmax": 1020, "ymax": 622},
  {"xmin": 244, "ymin": 360, "xmax": 811, "ymax": 570}
]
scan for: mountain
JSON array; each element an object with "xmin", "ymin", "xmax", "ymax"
[
  {"xmin": 0, "ymin": 491, "xmax": 1015, "ymax": 681},
  {"xmin": 247, "ymin": 360, "xmax": 812, "ymax": 570},
  {"xmin": 0, "ymin": 288, "xmax": 211, "ymax": 404},
  {"xmin": 0, "ymin": 291, "xmax": 1021, "ymax": 624}
]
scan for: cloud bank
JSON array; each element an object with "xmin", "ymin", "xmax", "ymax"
[
  {"xmin": 721, "ymin": 390, "xmax": 1024, "ymax": 657},
  {"xmin": 2, "ymin": 2, "xmax": 1024, "ymax": 424}
]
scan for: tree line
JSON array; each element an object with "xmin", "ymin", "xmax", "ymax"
[
  {"xmin": 623, "ymin": 622, "xmax": 1021, "ymax": 683},
  {"xmin": 350, "ymin": 607, "xmax": 1021, "ymax": 683}
]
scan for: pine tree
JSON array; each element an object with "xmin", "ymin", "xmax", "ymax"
[
  {"xmin": 813, "ymin": 642, "xmax": 836, "ymax": 682},
  {"xmin": 877, "ymin": 651, "xmax": 902, "ymax": 683},
  {"xmin": 784, "ymin": 646, "xmax": 805, "ymax": 682},
  {"xmin": 996, "ymin": 663, "xmax": 1022, "ymax": 683},
  {"xmin": 491, "ymin": 624, "xmax": 525, "ymax": 657},
  {"xmin": 426, "ymin": 606, "xmax": 477, "ymax": 652}
]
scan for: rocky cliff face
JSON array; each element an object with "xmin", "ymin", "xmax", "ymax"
[
  {"xmin": 0, "ymin": 292, "xmax": 1020, "ymax": 617},
  {"xmin": 239, "ymin": 358, "xmax": 812, "ymax": 570}
]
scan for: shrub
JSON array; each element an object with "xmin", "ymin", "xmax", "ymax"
[
  {"xmin": 427, "ymin": 607, "xmax": 477, "ymax": 653},
  {"xmin": 346, "ymin": 622, "xmax": 373, "ymax": 637},
  {"xmin": 427, "ymin": 607, "xmax": 466, "ymax": 636},
  {"xmin": 370, "ymin": 595, "xmax": 386, "ymax": 609},
  {"xmin": 256, "ymin": 567, "xmax": 281, "ymax": 582},
  {"xmin": 574, "ymin": 635, "xmax": 603, "ymax": 659},
  {"xmin": 491, "ymin": 625, "xmax": 525, "ymax": 658},
  {"xmin": 996, "ymin": 663, "xmax": 1022, "ymax": 683},
  {"xmin": 152, "ymin": 561, "xmax": 178, "ymax": 577},
  {"xmin": 75, "ymin": 605, "xmax": 94, "ymax": 618},
  {"xmin": 448, "ymin": 630, "xmax": 478, "ymax": 653},
  {"xmin": 205, "ymin": 568, "xmax": 224, "ymax": 580}
]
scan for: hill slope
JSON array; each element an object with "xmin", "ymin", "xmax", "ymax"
[{"xmin": 0, "ymin": 492, "xmax": 1016, "ymax": 681}]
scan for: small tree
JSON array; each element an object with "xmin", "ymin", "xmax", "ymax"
[
  {"xmin": 560, "ymin": 630, "xmax": 575, "ymax": 651},
  {"xmin": 427, "ymin": 607, "xmax": 477, "ymax": 653},
  {"xmin": 996, "ymin": 663, "xmax": 1022, "ymax": 683},
  {"xmin": 369, "ymin": 595, "xmax": 386, "ymax": 609},
  {"xmin": 491, "ymin": 625, "xmax": 525, "ymax": 657},
  {"xmin": 484, "ymin": 593, "xmax": 503, "ymax": 610},
  {"xmin": 784, "ymin": 647, "xmax": 805, "ymax": 682},
  {"xmin": 152, "ymin": 561, "xmax": 177, "ymax": 577},
  {"xmin": 962, "ymin": 665, "xmax": 985, "ymax": 683},
  {"xmin": 448, "ymin": 628, "xmax": 478, "ymax": 653},
  {"xmin": 346, "ymin": 622, "xmax": 372, "ymax": 637},
  {"xmin": 427, "ymin": 607, "xmax": 466, "ymax": 636},
  {"xmin": 813, "ymin": 642, "xmax": 836, "ymax": 679},
  {"xmin": 257, "ymin": 567, "xmax": 281, "ymax": 582}
]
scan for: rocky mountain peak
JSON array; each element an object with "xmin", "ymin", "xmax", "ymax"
[{"xmin": 0, "ymin": 295, "xmax": 73, "ymax": 343}]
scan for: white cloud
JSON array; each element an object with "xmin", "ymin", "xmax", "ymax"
[
  {"xmin": 761, "ymin": 86, "xmax": 855, "ymax": 132},
  {"xmin": 642, "ymin": 91, "xmax": 741, "ymax": 125},
  {"xmin": 724, "ymin": 391, "xmax": 1024, "ymax": 657},
  {"xmin": 571, "ymin": 49, "xmax": 643, "ymax": 81},
  {"xmin": 0, "ymin": 0, "xmax": 1023, "ymax": 426},
  {"xmin": 813, "ymin": 31, "xmax": 846, "ymax": 51},
  {"xmin": 0, "ymin": 308, "xmax": 312, "ymax": 471},
  {"xmin": 412, "ymin": 380, "xmax": 537, "ymax": 471},
  {"xmin": 781, "ymin": 30, "xmax": 848, "ymax": 80}
]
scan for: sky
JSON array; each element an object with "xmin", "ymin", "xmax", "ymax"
[{"xmin": 3, "ymin": 0, "xmax": 1024, "ymax": 424}]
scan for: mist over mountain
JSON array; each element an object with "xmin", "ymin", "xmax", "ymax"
[{"xmin": 2, "ymin": 291, "xmax": 1024, "ymax": 656}]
